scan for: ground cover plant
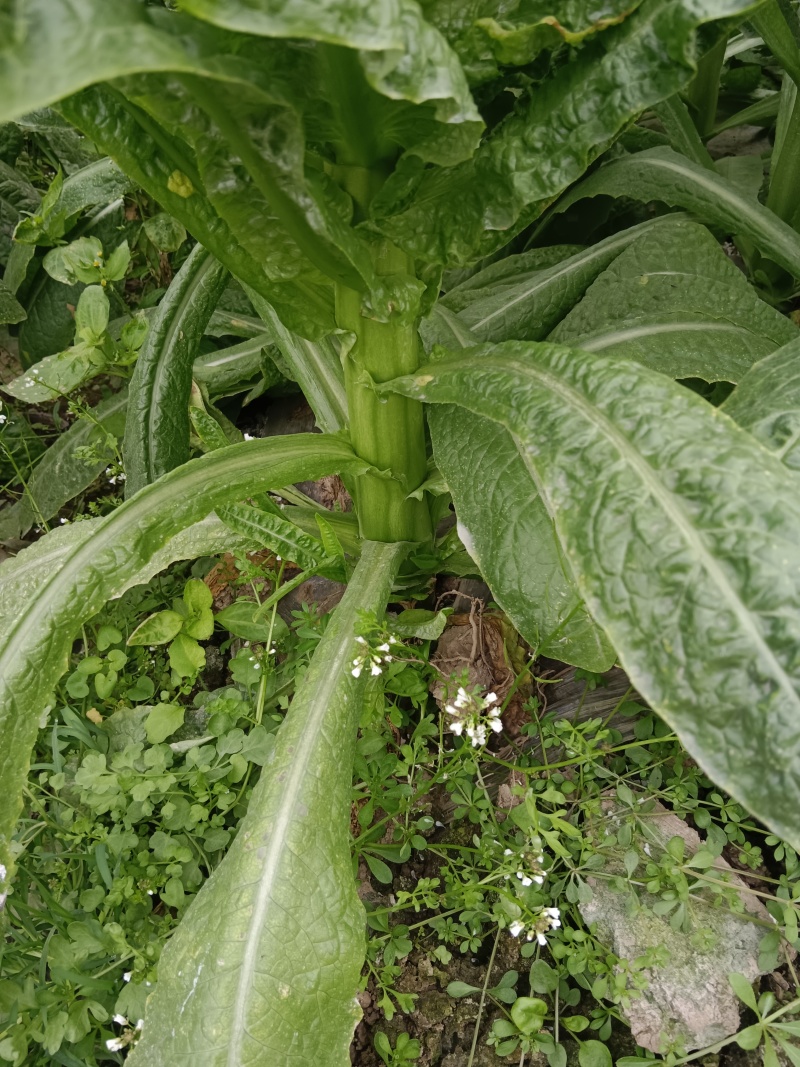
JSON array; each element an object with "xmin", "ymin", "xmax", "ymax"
[{"xmin": 2, "ymin": 0, "xmax": 800, "ymax": 1064}]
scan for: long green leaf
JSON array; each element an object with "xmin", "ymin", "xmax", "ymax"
[
  {"xmin": 127, "ymin": 539, "xmax": 405, "ymax": 1067},
  {"xmin": 247, "ymin": 287, "xmax": 347, "ymax": 432},
  {"xmin": 0, "ymin": 434, "xmax": 369, "ymax": 889},
  {"xmin": 124, "ymin": 244, "xmax": 229, "ymax": 495},
  {"xmin": 0, "ymin": 513, "xmax": 256, "ymax": 648},
  {"xmin": 0, "ymin": 389, "xmax": 127, "ymax": 540},
  {"xmin": 551, "ymin": 147, "xmax": 800, "ymax": 279},
  {"xmin": 192, "ymin": 333, "xmax": 283, "ymax": 398},
  {"xmin": 217, "ymin": 501, "xmax": 328, "ymax": 570},
  {"xmin": 58, "ymin": 86, "xmax": 336, "ymax": 339},
  {"xmin": 721, "ymin": 336, "xmax": 800, "ymax": 469},
  {"xmin": 370, "ymin": 0, "xmax": 758, "ymax": 266},
  {"xmin": 420, "ymin": 313, "xmax": 614, "ymax": 669},
  {"xmin": 384, "ymin": 342, "xmax": 800, "ymax": 847},
  {"xmin": 442, "ymin": 215, "xmax": 689, "ymax": 343},
  {"xmin": 430, "ymin": 404, "xmax": 616, "ymax": 670},
  {"xmin": 548, "ymin": 219, "xmax": 797, "ymax": 381}
]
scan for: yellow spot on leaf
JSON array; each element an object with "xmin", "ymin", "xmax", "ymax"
[{"xmin": 168, "ymin": 170, "xmax": 195, "ymax": 198}]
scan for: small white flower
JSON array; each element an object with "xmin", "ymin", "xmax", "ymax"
[
  {"xmin": 123, "ymin": 971, "xmax": 132, "ymax": 982},
  {"xmin": 509, "ymin": 920, "xmax": 525, "ymax": 938},
  {"xmin": 377, "ymin": 642, "xmax": 391, "ymax": 653},
  {"xmin": 355, "ymin": 636, "xmax": 367, "ymax": 645},
  {"xmin": 113, "ymin": 1014, "xmax": 128, "ymax": 1026},
  {"xmin": 450, "ymin": 721, "xmax": 463, "ymax": 736},
  {"xmin": 533, "ymin": 874, "xmax": 544, "ymax": 885},
  {"xmin": 136, "ymin": 1020, "xmax": 144, "ymax": 1030},
  {"xmin": 370, "ymin": 663, "xmax": 382, "ymax": 676},
  {"xmin": 243, "ymin": 432, "xmax": 255, "ymax": 441},
  {"xmin": 485, "ymin": 692, "xmax": 498, "ymax": 704},
  {"xmin": 106, "ymin": 1037, "xmax": 126, "ymax": 1052},
  {"xmin": 643, "ymin": 843, "xmax": 651, "ymax": 856},
  {"xmin": 537, "ymin": 931, "xmax": 548, "ymax": 946},
  {"xmin": 490, "ymin": 719, "xmax": 503, "ymax": 733},
  {"xmin": 351, "ymin": 666, "xmax": 362, "ymax": 678},
  {"xmin": 444, "ymin": 704, "xmax": 457, "ymax": 715},
  {"xmin": 504, "ymin": 849, "xmax": 513, "ymax": 856},
  {"xmin": 0, "ymin": 413, "xmax": 6, "ymax": 425}
]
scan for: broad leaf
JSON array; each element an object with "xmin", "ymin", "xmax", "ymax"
[
  {"xmin": 127, "ymin": 539, "xmax": 405, "ymax": 1067},
  {"xmin": 422, "ymin": 316, "xmax": 614, "ymax": 669},
  {"xmin": 431, "ymin": 403, "xmax": 615, "ymax": 670},
  {"xmin": 440, "ymin": 215, "xmax": 689, "ymax": 343},
  {"xmin": 551, "ymin": 147, "xmax": 800, "ymax": 280},
  {"xmin": 58, "ymin": 86, "xmax": 337, "ymax": 338},
  {"xmin": 385, "ymin": 342, "xmax": 800, "ymax": 847},
  {"xmin": 0, "ymin": 389, "xmax": 127, "ymax": 540},
  {"xmin": 13, "ymin": 156, "xmax": 132, "ymax": 246},
  {"xmin": 722, "ymin": 336, "xmax": 800, "ymax": 469},
  {"xmin": 124, "ymin": 243, "xmax": 229, "ymax": 495},
  {"xmin": 0, "ymin": 434, "xmax": 370, "ymax": 886},
  {"xmin": 548, "ymin": 219, "xmax": 796, "ymax": 381},
  {"xmin": 178, "ymin": 0, "xmax": 482, "ymax": 162},
  {"xmin": 422, "ymin": 0, "xmax": 642, "ymax": 84},
  {"xmin": 370, "ymin": 0, "xmax": 759, "ymax": 266}
]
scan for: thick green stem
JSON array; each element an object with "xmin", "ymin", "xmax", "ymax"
[
  {"xmin": 334, "ymin": 171, "xmax": 430, "ymax": 543},
  {"xmin": 768, "ymin": 87, "xmax": 800, "ymax": 229},
  {"xmin": 686, "ymin": 36, "xmax": 727, "ymax": 138}
]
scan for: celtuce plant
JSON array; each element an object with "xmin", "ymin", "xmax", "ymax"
[{"xmin": 2, "ymin": 0, "xmax": 800, "ymax": 1063}]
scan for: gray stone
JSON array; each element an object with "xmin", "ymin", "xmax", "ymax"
[{"xmin": 579, "ymin": 801, "xmax": 776, "ymax": 1054}]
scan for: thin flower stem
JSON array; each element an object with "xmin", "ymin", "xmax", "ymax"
[{"xmin": 467, "ymin": 927, "xmax": 500, "ymax": 1067}]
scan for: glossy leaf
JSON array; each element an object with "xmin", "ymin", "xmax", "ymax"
[
  {"xmin": 422, "ymin": 0, "xmax": 639, "ymax": 84},
  {"xmin": 13, "ymin": 156, "xmax": 132, "ymax": 246},
  {"xmin": 179, "ymin": 0, "xmax": 481, "ymax": 153},
  {"xmin": 548, "ymin": 219, "xmax": 796, "ymax": 381},
  {"xmin": 124, "ymin": 243, "xmax": 229, "ymax": 495},
  {"xmin": 127, "ymin": 540, "xmax": 405, "ymax": 1067},
  {"xmin": 443, "ymin": 216, "xmax": 689, "ymax": 343},
  {"xmin": 0, "ymin": 433, "xmax": 369, "ymax": 885},
  {"xmin": 552, "ymin": 147, "xmax": 800, "ymax": 279},
  {"xmin": 385, "ymin": 342, "xmax": 800, "ymax": 847},
  {"xmin": 370, "ymin": 0, "xmax": 758, "ymax": 266},
  {"xmin": 58, "ymin": 86, "xmax": 337, "ymax": 338},
  {"xmin": 721, "ymin": 336, "xmax": 800, "ymax": 469}
]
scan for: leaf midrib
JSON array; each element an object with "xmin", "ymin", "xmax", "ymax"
[
  {"xmin": 468, "ymin": 217, "xmax": 677, "ymax": 333},
  {"xmin": 463, "ymin": 355, "xmax": 800, "ymax": 712}
]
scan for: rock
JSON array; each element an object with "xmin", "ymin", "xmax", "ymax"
[{"xmin": 579, "ymin": 801, "xmax": 776, "ymax": 1053}]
